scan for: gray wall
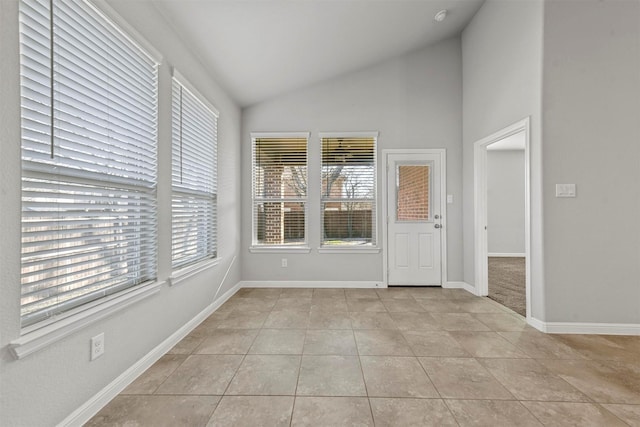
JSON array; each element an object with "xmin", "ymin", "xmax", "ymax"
[
  {"xmin": 241, "ymin": 38, "xmax": 464, "ymax": 283},
  {"xmin": 487, "ymin": 150, "xmax": 526, "ymax": 255},
  {"xmin": 542, "ymin": 0, "xmax": 640, "ymax": 324},
  {"xmin": 0, "ymin": 1, "xmax": 242, "ymax": 425},
  {"xmin": 461, "ymin": 0, "xmax": 544, "ymax": 319}
]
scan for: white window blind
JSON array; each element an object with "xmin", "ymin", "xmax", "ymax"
[
  {"xmin": 321, "ymin": 136, "xmax": 376, "ymax": 246},
  {"xmin": 251, "ymin": 134, "xmax": 308, "ymax": 246},
  {"xmin": 171, "ymin": 76, "xmax": 218, "ymax": 269},
  {"xmin": 19, "ymin": 0, "xmax": 158, "ymax": 327}
]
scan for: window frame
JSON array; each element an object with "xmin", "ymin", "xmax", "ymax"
[
  {"xmin": 250, "ymin": 132, "xmax": 311, "ymax": 252},
  {"xmin": 318, "ymin": 131, "xmax": 379, "ymax": 253},
  {"xmin": 170, "ymin": 69, "xmax": 219, "ymax": 274},
  {"xmin": 11, "ymin": 0, "xmax": 162, "ymax": 358}
]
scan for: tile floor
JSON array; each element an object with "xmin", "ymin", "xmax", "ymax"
[{"xmin": 87, "ymin": 287, "xmax": 640, "ymax": 426}]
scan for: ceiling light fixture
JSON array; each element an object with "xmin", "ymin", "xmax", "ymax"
[{"xmin": 434, "ymin": 9, "xmax": 448, "ymax": 23}]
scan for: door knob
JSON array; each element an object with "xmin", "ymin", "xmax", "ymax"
[{"xmin": 434, "ymin": 224, "xmax": 441, "ymax": 229}]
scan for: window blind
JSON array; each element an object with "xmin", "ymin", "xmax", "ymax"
[
  {"xmin": 321, "ymin": 136, "xmax": 376, "ymax": 246},
  {"xmin": 252, "ymin": 136, "xmax": 308, "ymax": 246},
  {"xmin": 19, "ymin": 0, "xmax": 158, "ymax": 327},
  {"xmin": 171, "ymin": 77, "xmax": 218, "ymax": 269}
]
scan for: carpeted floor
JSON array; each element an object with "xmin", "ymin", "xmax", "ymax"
[{"xmin": 488, "ymin": 256, "xmax": 526, "ymax": 317}]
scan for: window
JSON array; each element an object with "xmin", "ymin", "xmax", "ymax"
[
  {"xmin": 321, "ymin": 134, "xmax": 377, "ymax": 247},
  {"xmin": 19, "ymin": 0, "xmax": 158, "ymax": 327},
  {"xmin": 171, "ymin": 74, "xmax": 218, "ymax": 269},
  {"xmin": 251, "ymin": 133, "xmax": 308, "ymax": 247}
]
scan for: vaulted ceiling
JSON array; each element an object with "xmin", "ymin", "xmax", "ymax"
[{"xmin": 150, "ymin": 0, "xmax": 484, "ymax": 107}]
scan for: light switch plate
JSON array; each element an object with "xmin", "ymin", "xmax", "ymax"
[
  {"xmin": 556, "ymin": 184, "xmax": 576, "ymax": 198},
  {"xmin": 447, "ymin": 194, "xmax": 454, "ymax": 204}
]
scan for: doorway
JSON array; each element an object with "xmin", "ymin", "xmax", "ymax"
[
  {"xmin": 474, "ymin": 118, "xmax": 530, "ymax": 317},
  {"xmin": 383, "ymin": 150, "xmax": 446, "ymax": 286}
]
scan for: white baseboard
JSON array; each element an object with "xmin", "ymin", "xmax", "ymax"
[
  {"xmin": 59, "ymin": 281, "xmax": 241, "ymax": 427},
  {"xmin": 238, "ymin": 280, "xmax": 384, "ymax": 289},
  {"xmin": 444, "ymin": 281, "xmax": 478, "ymax": 296},
  {"xmin": 488, "ymin": 253, "xmax": 526, "ymax": 257},
  {"xmin": 527, "ymin": 319, "xmax": 640, "ymax": 335}
]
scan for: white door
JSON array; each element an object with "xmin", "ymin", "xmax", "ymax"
[{"xmin": 387, "ymin": 153, "xmax": 442, "ymax": 286}]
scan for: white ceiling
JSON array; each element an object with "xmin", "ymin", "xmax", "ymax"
[{"xmin": 151, "ymin": 0, "xmax": 485, "ymax": 107}]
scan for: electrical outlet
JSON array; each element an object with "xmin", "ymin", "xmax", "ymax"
[
  {"xmin": 281, "ymin": 258, "xmax": 288, "ymax": 268},
  {"xmin": 90, "ymin": 333, "xmax": 105, "ymax": 361}
]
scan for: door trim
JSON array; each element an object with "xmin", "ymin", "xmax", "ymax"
[
  {"xmin": 382, "ymin": 149, "xmax": 447, "ymax": 287},
  {"xmin": 473, "ymin": 117, "xmax": 531, "ymax": 318}
]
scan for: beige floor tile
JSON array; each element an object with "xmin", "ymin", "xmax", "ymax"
[
  {"xmin": 480, "ymin": 358, "xmax": 589, "ymax": 402},
  {"xmin": 308, "ymin": 311, "xmax": 352, "ymax": 329},
  {"xmin": 207, "ymin": 396, "xmax": 294, "ymax": 427},
  {"xmin": 263, "ymin": 310, "xmax": 310, "ymax": 329},
  {"xmin": 155, "ymin": 355, "xmax": 243, "ymax": 395},
  {"xmin": 416, "ymin": 299, "xmax": 465, "ymax": 313},
  {"xmin": 345, "ymin": 288, "xmax": 380, "ymax": 299},
  {"xmin": 538, "ymin": 359, "xmax": 640, "ymax": 404},
  {"xmin": 312, "ymin": 289, "xmax": 346, "ymax": 299},
  {"xmin": 522, "ymin": 402, "xmax": 628, "ymax": 426},
  {"xmin": 382, "ymin": 298, "xmax": 426, "ymax": 312},
  {"xmin": 168, "ymin": 334, "xmax": 206, "ymax": 355},
  {"xmin": 195, "ymin": 329, "xmax": 259, "ymax": 355},
  {"xmin": 86, "ymin": 395, "xmax": 220, "ymax": 427},
  {"xmin": 430, "ymin": 313, "xmax": 492, "ymax": 331},
  {"xmin": 449, "ymin": 331, "xmax": 529, "ymax": 358},
  {"xmin": 407, "ymin": 287, "xmax": 450, "ymax": 299},
  {"xmin": 280, "ymin": 288, "xmax": 314, "ymax": 298},
  {"xmin": 297, "ymin": 356, "xmax": 366, "ymax": 396},
  {"xmin": 402, "ymin": 331, "xmax": 469, "ymax": 357},
  {"xmin": 122, "ymin": 354, "xmax": 187, "ymax": 394},
  {"xmin": 360, "ymin": 356, "xmax": 439, "ymax": 398},
  {"xmin": 249, "ymin": 329, "xmax": 306, "ymax": 354},
  {"xmin": 472, "ymin": 313, "xmax": 530, "ymax": 331},
  {"xmin": 369, "ymin": 398, "xmax": 457, "ymax": 426},
  {"xmin": 350, "ymin": 312, "xmax": 398, "ymax": 329},
  {"xmin": 445, "ymin": 400, "xmax": 542, "ymax": 427},
  {"xmin": 226, "ymin": 355, "xmax": 300, "ymax": 395},
  {"xmin": 601, "ymin": 404, "xmax": 640, "ymax": 426},
  {"xmin": 303, "ymin": 329, "xmax": 357, "ymax": 355},
  {"xmin": 272, "ymin": 297, "xmax": 312, "ymax": 311},
  {"xmin": 237, "ymin": 288, "xmax": 282, "ymax": 299},
  {"xmin": 419, "ymin": 357, "xmax": 513, "ymax": 400},
  {"xmin": 346, "ymin": 298, "xmax": 387, "ymax": 312},
  {"xmin": 376, "ymin": 288, "xmax": 415, "ymax": 299},
  {"xmin": 311, "ymin": 298, "xmax": 348, "ymax": 312},
  {"xmin": 291, "ymin": 397, "xmax": 373, "ymax": 427},
  {"xmin": 498, "ymin": 331, "xmax": 587, "ymax": 359},
  {"xmin": 555, "ymin": 334, "xmax": 640, "ymax": 363},
  {"xmin": 456, "ymin": 298, "xmax": 507, "ymax": 313},
  {"xmin": 216, "ymin": 310, "xmax": 268, "ymax": 329},
  {"xmin": 189, "ymin": 320, "xmax": 225, "ymax": 340},
  {"xmin": 354, "ymin": 330, "xmax": 413, "ymax": 356},
  {"xmin": 442, "ymin": 288, "xmax": 476, "ymax": 299},
  {"xmin": 389, "ymin": 312, "xmax": 440, "ymax": 331},
  {"xmin": 225, "ymin": 297, "xmax": 277, "ymax": 312}
]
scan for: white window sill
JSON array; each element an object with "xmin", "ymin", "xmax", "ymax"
[
  {"xmin": 318, "ymin": 246, "xmax": 381, "ymax": 254},
  {"xmin": 169, "ymin": 257, "xmax": 221, "ymax": 286},
  {"xmin": 10, "ymin": 280, "xmax": 163, "ymax": 360},
  {"xmin": 249, "ymin": 246, "xmax": 311, "ymax": 254}
]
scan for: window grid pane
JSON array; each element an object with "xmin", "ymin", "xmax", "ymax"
[
  {"xmin": 252, "ymin": 137, "xmax": 308, "ymax": 246},
  {"xmin": 396, "ymin": 164, "xmax": 430, "ymax": 221},
  {"xmin": 19, "ymin": 0, "xmax": 158, "ymax": 327},
  {"xmin": 171, "ymin": 78, "xmax": 218, "ymax": 269},
  {"xmin": 321, "ymin": 137, "xmax": 376, "ymax": 246}
]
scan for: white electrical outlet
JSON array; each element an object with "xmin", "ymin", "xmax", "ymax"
[
  {"xmin": 281, "ymin": 258, "xmax": 288, "ymax": 268},
  {"xmin": 91, "ymin": 333, "xmax": 105, "ymax": 361}
]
